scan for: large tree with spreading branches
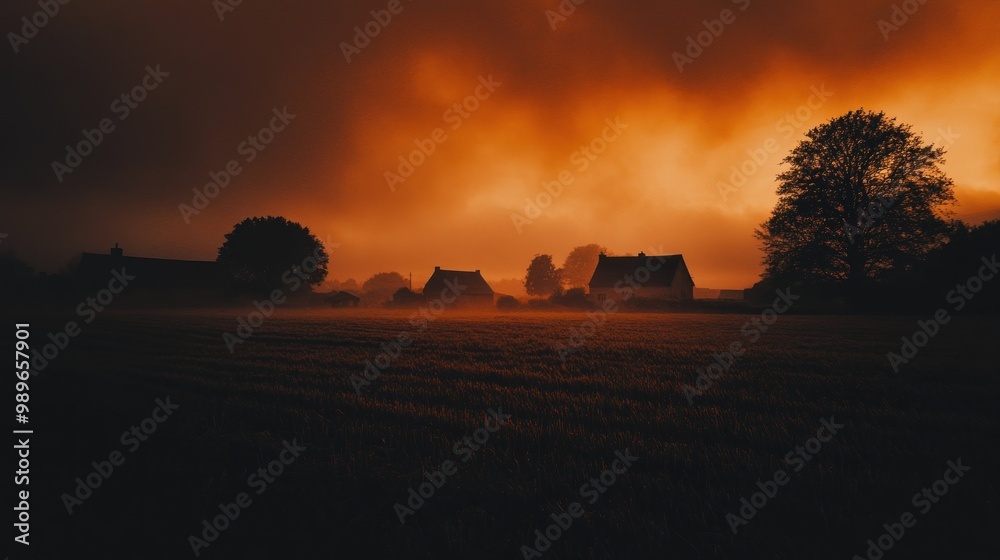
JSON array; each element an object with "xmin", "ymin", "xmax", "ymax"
[{"xmin": 755, "ymin": 109, "xmax": 955, "ymax": 299}]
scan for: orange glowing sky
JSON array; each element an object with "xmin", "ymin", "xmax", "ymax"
[{"xmin": 3, "ymin": 0, "xmax": 999, "ymax": 290}]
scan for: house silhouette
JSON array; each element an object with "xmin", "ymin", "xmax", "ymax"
[
  {"xmin": 326, "ymin": 290, "xmax": 361, "ymax": 307},
  {"xmin": 588, "ymin": 252, "xmax": 694, "ymax": 302},
  {"xmin": 422, "ymin": 266, "xmax": 494, "ymax": 306},
  {"xmin": 78, "ymin": 244, "xmax": 225, "ymax": 298}
]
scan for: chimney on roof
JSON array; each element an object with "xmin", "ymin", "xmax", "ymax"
[
  {"xmin": 475, "ymin": 269, "xmax": 480, "ymax": 273},
  {"xmin": 638, "ymin": 251, "xmax": 646, "ymax": 259},
  {"xmin": 435, "ymin": 266, "xmax": 440, "ymax": 271},
  {"xmin": 598, "ymin": 252, "xmax": 606, "ymax": 261},
  {"xmin": 110, "ymin": 243, "xmax": 123, "ymax": 258}
]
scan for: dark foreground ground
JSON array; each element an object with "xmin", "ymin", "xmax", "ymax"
[{"xmin": 16, "ymin": 309, "xmax": 1000, "ymax": 559}]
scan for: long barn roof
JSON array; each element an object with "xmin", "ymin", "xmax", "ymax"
[{"xmin": 79, "ymin": 252, "xmax": 221, "ymax": 286}]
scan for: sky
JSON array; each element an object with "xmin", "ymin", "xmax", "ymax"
[{"xmin": 3, "ymin": 0, "xmax": 999, "ymax": 290}]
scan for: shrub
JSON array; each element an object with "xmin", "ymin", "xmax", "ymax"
[
  {"xmin": 392, "ymin": 287, "xmax": 424, "ymax": 307},
  {"xmin": 550, "ymin": 287, "xmax": 590, "ymax": 308},
  {"xmin": 496, "ymin": 295, "xmax": 520, "ymax": 310}
]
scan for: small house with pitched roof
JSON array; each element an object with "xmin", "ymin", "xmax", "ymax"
[
  {"xmin": 422, "ymin": 267, "xmax": 494, "ymax": 306},
  {"xmin": 588, "ymin": 252, "xmax": 694, "ymax": 302}
]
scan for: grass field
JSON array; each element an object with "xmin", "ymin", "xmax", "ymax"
[{"xmin": 26, "ymin": 308, "xmax": 999, "ymax": 559}]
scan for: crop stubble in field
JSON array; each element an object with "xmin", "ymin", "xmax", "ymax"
[{"xmin": 27, "ymin": 309, "xmax": 999, "ymax": 559}]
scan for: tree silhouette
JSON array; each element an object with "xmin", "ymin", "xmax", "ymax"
[
  {"xmin": 755, "ymin": 109, "xmax": 955, "ymax": 300},
  {"xmin": 524, "ymin": 254, "xmax": 562, "ymax": 297},
  {"xmin": 217, "ymin": 216, "xmax": 328, "ymax": 291},
  {"xmin": 917, "ymin": 219, "xmax": 1000, "ymax": 309},
  {"xmin": 0, "ymin": 250, "xmax": 34, "ymax": 289},
  {"xmin": 363, "ymin": 271, "xmax": 407, "ymax": 304},
  {"xmin": 561, "ymin": 244, "xmax": 608, "ymax": 288}
]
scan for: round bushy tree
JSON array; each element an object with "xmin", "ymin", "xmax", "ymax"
[
  {"xmin": 561, "ymin": 244, "xmax": 607, "ymax": 288},
  {"xmin": 524, "ymin": 254, "xmax": 562, "ymax": 297},
  {"xmin": 217, "ymin": 216, "xmax": 328, "ymax": 291}
]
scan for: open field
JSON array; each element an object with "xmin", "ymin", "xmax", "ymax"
[{"xmin": 26, "ymin": 309, "xmax": 1000, "ymax": 559}]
